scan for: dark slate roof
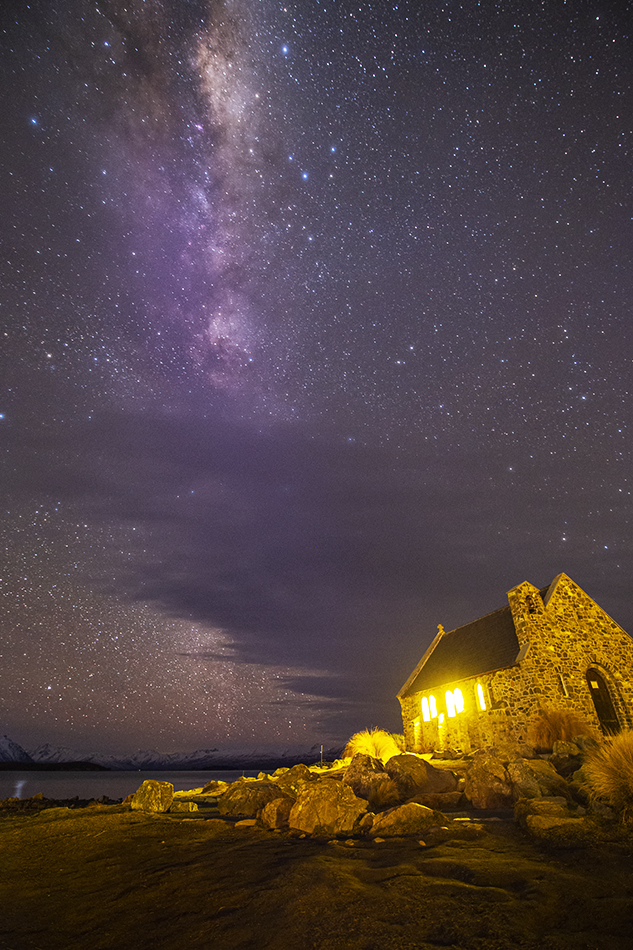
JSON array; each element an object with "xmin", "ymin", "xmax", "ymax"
[{"xmin": 402, "ymin": 603, "xmax": 521, "ymax": 696}]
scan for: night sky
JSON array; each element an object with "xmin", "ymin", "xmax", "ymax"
[{"xmin": 1, "ymin": 0, "xmax": 632, "ymax": 755}]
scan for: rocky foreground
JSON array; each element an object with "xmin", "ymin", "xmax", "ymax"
[{"xmin": 2, "ymin": 745, "xmax": 633, "ymax": 949}]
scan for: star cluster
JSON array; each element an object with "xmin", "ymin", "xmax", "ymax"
[{"xmin": 1, "ymin": 0, "xmax": 632, "ymax": 753}]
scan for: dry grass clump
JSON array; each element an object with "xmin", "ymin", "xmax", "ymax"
[
  {"xmin": 529, "ymin": 707, "xmax": 597, "ymax": 751},
  {"xmin": 343, "ymin": 728, "xmax": 403, "ymax": 764},
  {"xmin": 583, "ymin": 731, "xmax": 633, "ymax": 817}
]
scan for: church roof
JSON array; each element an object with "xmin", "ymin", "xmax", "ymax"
[{"xmin": 399, "ymin": 603, "xmax": 521, "ymax": 697}]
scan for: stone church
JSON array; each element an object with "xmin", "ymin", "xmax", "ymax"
[{"xmin": 398, "ymin": 573, "xmax": 633, "ymax": 753}]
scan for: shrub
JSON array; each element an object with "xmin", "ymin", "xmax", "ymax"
[
  {"xmin": 583, "ymin": 731, "xmax": 633, "ymax": 817},
  {"xmin": 528, "ymin": 707, "xmax": 597, "ymax": 751},
  {"xmin": 343, "ymin": 728, "xmax": 403, "ymax": 764}
]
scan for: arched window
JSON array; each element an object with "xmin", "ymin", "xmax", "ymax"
[
  {"xmin": 429, "ymin": 694, "xmax": 437, "ymax": 718},
  {"xmin": 454, "ymin": 687, "xmax": 464, "ymax": 713},
  {"xmin": 421, "ymin": 696, "xmax": 431, "ymax": 722},
  {"xmin": 476, "ymin": 683, "xmax": 486, "ymax": 711},
  {"xmin": 445, "ymin": 690, "xmax": 456, "ymax": 717}
]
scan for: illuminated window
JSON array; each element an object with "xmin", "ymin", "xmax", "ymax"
[
  {"xmin": 446, "ymin": 690, "xmax": 456, "ymax": 717},
  {"xmin": 429, "ymin": 694, "xmax": 437, "ymax": 718},
  {"xmin": 454, "ymin": 688, "xmax": 464, "ymax": 713},
  {"xmin": 438, "ymin": 712, "xmax": 445, "ymax": 725},
  {"xmin": 422, "ymin": 697, "xmax": 431, "ymax": 722},
  {"xmin": 413, "ymin": 720, "xmax": 421, "ymax": 746},
  {"xmin": 477, "ymin": 683, "xmax": 486, "ymax": 711}
]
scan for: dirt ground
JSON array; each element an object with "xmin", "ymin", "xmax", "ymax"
[{"xmin": 1, "ymin": 804, "xmax": 633, "ymax": 950}]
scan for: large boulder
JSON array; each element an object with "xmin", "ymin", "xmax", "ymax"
[
  {"xmin": 343, "ymin": 754, "xmax": 400, "ymax": 810},
  {"xmin": 506, "ymin": 759, "xmax": 543, "ymax": 800},
  {"xmin": 272, "ymin": 763, "xmax": 317, "ymax": 797},
  {"xmin": 259, "ymin": 795, "xmax": 294, "ymax": 830},
  {"xmin": 218, "ymin": 781, "xmax": 287, "ymax": 818},
  {"xmin": 130, "ymin": 780, "xmax": 174, "ymax": 813},
  {"xmin": 514, "ymin": 796, "xmax": 571, "ymax": 829},
  {"xmin": 370, "ymin": 802, "xmax": 442, "ymax": 838},
  {"xmin": 463, "ymin": 750, "xmax": 513, "ymax": 809},
  {"xmin": 169, "ymin": 801, "xmax": 198, "ymax": 813},
  {"xmin": 384, "ymin": 755, "xmax": 457, "ymax": 801},
  {"xmin": 525, "ymin": 815, "xmax": 594, "ymax": 847},
  {"xmin": 509, "ymin": 758, "xmax": 571, "ymax": 800},
  {"xmin": 201, "ymin": 780, "xmax": 229, "ymax": 795},
  {"xmin": 288, "ymin": 779, "xmax": 367, "ymax": 836},
  {"xmin": 415, "ymin": 791, "xmax": 465, "ymax": 811}
]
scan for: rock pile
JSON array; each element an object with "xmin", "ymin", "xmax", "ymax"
[{"xmin": 122, "ymin": 738, "xmax": 609, "ymax": 846}]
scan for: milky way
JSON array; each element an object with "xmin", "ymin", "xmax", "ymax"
[{"xmin": 1, "ymin": 0, "xmax": 632, "ymax": 754}]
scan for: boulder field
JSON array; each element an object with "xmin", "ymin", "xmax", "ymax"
[{"xmin": 124, "ymin": 742, "xmax": 614, "ymax": 845}]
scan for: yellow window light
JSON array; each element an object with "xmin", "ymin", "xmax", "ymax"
[
  {"xmin": 454, "ymin": 687, "xmax": 464, "ymax": 713},
  {"xmin": 422, "ymin": 696, "xmax": 431, "ymax": 722},
  {"xmin": 477, "ymin": 683, "xmax": 486, "ymax": 711},
  {"xmin": 429, "ymin": 694, "xmax": 437, "ymax": 718},
  {"xmin": 445, "ymin": 690, "xmax": 456, "ymax": 718}
]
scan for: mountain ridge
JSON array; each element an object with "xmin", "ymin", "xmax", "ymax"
[{"xmin": 2, "ymin": 737, "xmax": 343, "ymax": 770}]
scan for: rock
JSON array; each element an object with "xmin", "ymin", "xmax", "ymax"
[
  {"xmin": 506, "ymin": 759, "xmax": 543, "ymax": 800},
  {"xmin": 518, "ymin": 758, "xmax": 571, "ymax": 799},
  {"xmin": 201, "ymin": 780, "xmax": 228, "ymax": 795},
  {"xmin": 218, "ymin": 781, "xmax": 286, "ymax": 819},
  {"xmin": 415, "ymin": 791, "xmax": 464, "ymax": 811},
  {"xmin": 169, "ymin": 801, "xmax": 198, "ymax": 813},
  {"xmin": 463, "ymin": 750, "xmax": 513, "ymax": 809},
  {"xmin": 589, "ymin": 801, "xmax": 615, "ymax": 819},
  {"xmin": 525, "ymin": 815, "xmax": 594, "ymax": 847},
  {"xmin": 571, "ymin": 735, "xmax": 600, "ymax": 754},
  {"xmin": 514, "ymin": 796, "xmax": 571, "ymax": 830},
  {"xmin": 343, "ymin": 754, "xmax": 400, "ymax": 809},
  {"xmin": 235, "ymin": 819, "xmax": 257, "ymax": 828},
  {"xmin": 272, "ymin": 763, "xmax": 317, "ymax": 797},
  {"xmin": 549, "ymin": 752, "xmax": 583, "ymax": 778},
  {"xmin": 384, "ymin": 754, "xmax": 457, "ymax": 801},
  {"xmin": 130, "ymin": 780, "xmax": 174, "ymax": 813},
  {"xmin": 370, "ymin": 802, "xmax": 442, "ymax": 838},
  {"xmin": 552, "ymin": 740, "xmax": 581, "ymax": 756},
  {"xmin": 288, "ymin": 779, "xmax": 367, "ymax": 837},
  {"xmin": 259, "ymin": 796, "xmax": 294, "ymax": 830}
]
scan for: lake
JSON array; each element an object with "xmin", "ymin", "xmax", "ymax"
[{"xmin": 0, "ymin": 770, "xmax": 260, "ymax": 801}]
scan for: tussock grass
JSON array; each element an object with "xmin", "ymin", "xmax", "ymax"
[
  {"xmin": 529, "ymin": 707, "xmax": 597, "ymax": 751},
  {"xmin": 584, "ymin": 731, "xmax": 633, "ymax": 816},
  {"xmin": 343, "ymin": 728, "xmax": 403, "ymax": 764}
]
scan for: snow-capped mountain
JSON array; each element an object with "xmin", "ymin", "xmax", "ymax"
[
  {"xmin": 0, "ymin": 735, "xmax": 33, "ymax": 762},
  {"xmin": 29, "ymin": 743, "xmax": 90, "ymax": 764},
  {"xmin": 27, "ymin": 742, "xmax": 343, "ymax": 770}
]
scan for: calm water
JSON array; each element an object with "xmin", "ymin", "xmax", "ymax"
[{"xmin": 0, "ymin": 770, "xmax": 259, "ymax": 801}]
